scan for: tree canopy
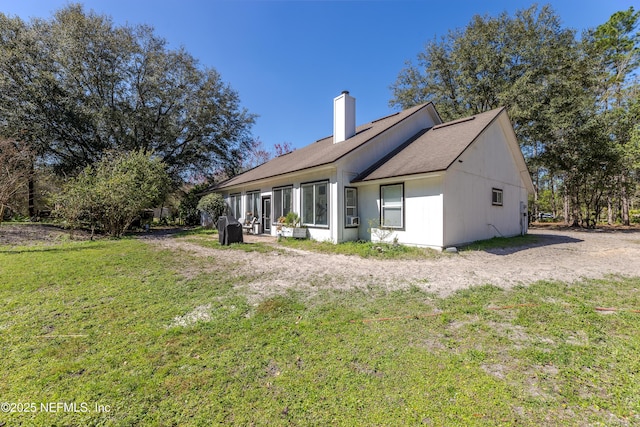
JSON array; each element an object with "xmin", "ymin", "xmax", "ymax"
[
  {"xmin": 0, "ymin": 4, "xmax": 255, "ymax": 179},
  {"xmin": 390, "ymin": 5, "xmax": 640, "ymax": 226}
]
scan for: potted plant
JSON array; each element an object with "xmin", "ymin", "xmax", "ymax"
[{"xmin": 278, "ymin": 212, "xmax": 307, "ymax": 238}]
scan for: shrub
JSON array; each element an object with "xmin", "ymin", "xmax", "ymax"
[
  {"xmin": 54, "ymin": 150, "xmax": 170, "ymax": 237},
  {"xmin": 197, "ymin": 193, "xmax": 226, "ymax": 227}
]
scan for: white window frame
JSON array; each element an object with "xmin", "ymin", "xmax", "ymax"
[
  {"xmin": 380, "ymin": 183, "xmax": 404, "ymax": 229},
  {"xmin": 492, "ymin": 188, "xmax": 503, "ymax": 206},
  {"xmin": 344, "ymin": 187, "xmax": 358, "ymax": 228},
  {"xmin": 272, "ymin": 186, "xmax": 293, "ymax": 223},
  {"xmin": 301, "ymin": 181, "xmax": 329, "ymax": 228}
]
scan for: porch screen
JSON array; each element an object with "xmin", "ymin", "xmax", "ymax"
[
  {"xmin": 229, "ymin": 193, "xmax": 242, "ymax": 219},
  {"xmin": 273, "ymin": 187, "xmax": 292, "ymax": 222},
  {"xmin": 246, "ymin": 191, "xmax": 261, "ymax": 218}
]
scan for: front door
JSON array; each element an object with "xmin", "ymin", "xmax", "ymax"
[{"xmin": 262, "ymin": 197, "xmax": 271, "ymax": 233}]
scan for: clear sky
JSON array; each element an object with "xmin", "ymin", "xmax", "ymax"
[{"xmin": 0, "ymin": 1, "xmax": 636, "ymax": 151}]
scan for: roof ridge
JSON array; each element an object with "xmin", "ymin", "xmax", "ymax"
[
  {"xmin": 352, "ymin": 127, "xmax": 431, "ymax": 183},
  {"xmin": 371, "ymin": 111, "xmax": 400, "ymax": 123},
  {"xmin": 213, "ymin": 102, "xmax": 436, "ymax": 190},
  {"xmin": 432, "ymin": 115, "xmax": 475, "ymax": 130}
]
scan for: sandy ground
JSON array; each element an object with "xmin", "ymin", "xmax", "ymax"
[
  {"xmin": 140, "ymin": 227, "xmax": 640, "ymax": 300},
  {"xmin": 4, "ymin": 223, "xmax": 638, "ymax": 299}
]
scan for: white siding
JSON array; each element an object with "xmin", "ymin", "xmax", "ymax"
[
  {"xmin": 443, "ymin": 119, "xmax": 528, "ymax": 247},
  {"xmin": 335, "ymin": 106, "xmax": 440, "ymax": 243},
  {"xmin": 357, "ymin": 176, "xmax": 444, "ymax": 249}
]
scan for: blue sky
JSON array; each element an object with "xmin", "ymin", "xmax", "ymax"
[{"xmin": 0, "ymin": 1, "xmax": 635, "ymax": 151}]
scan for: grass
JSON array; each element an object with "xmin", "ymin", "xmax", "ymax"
[
  {"xmin": 1, "ymin": 232, "xmax": 639, "ymax": 425},
  {"xmin": 278, "ymin": 237, "xmax": 443, "ymax": 259},
  {"xmin": 177, "ymin": 227, "xmax": 442, "ymax": 259}
]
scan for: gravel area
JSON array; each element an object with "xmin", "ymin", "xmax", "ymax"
[{"xmin": 142, "ymin": 227, "xmax": 640, "ymax": 300}]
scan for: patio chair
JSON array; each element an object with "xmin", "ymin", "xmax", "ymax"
[{"xmin": 241, "ymin": 216, "xmax": 258, "ymax": 234}]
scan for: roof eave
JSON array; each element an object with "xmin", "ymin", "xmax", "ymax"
[
  {"xmin": 350, "ymin": 170, "xmax": 445, "ymax": 186},
  {"xmin": 212, "ymin": 164, "xmax": 337, "ymax": 192},
  {"xmin": 213, "ymin": 102, "xmax": 437, "ymax": 191}
]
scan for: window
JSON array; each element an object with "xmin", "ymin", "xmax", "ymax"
[
  {"xmin": 229, "ymin": 193, "xmax": 242, "ymax": 219},
  {"xmin": 380, "ymin": 184, "xmax": 403, "ymax": 228},
  {"xmin": 273, "ymin": 186, "xmax": 292, "ymax": 223},
  {"xmin": 345, "ymin": 187, "xmax": 358, "ymax": 227},
  {"xmin": 492, "ymin": 188, "xmax": 503, "ymax": 206},
  {"xmin": 302, "ymin": 181, "xmax": 328, "ymax": 227},
  {"xmin": 246, "ymin": 191, "xmax": 261, "ymax": 219}
]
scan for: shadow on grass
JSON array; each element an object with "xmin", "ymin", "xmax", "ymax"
[
  {"xmin": 0, "ymin": 242, "xmax": 108, "ymax": 255},
  {"xmin": 461, "ymin": 233, "xmax": 583, "ymax": 255},
  {"xmin": 133, "ymin": 227, "xmax": 203, "ymax": 239}
]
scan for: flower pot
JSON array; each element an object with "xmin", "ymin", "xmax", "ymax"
[{"xmin": 282, "ymin": 226, "xmax": 307, "ymax": 238}]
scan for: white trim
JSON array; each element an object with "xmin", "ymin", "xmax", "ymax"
[
  {"xmin": 350, "ymin": 171, "xmax": 444, "ymax": 187},
  {"xmin": 380, "ymin": 183, "xmax": 404, "ymax": 229}
]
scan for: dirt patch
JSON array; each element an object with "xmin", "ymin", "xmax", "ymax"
[
  {"xmin": 140, "ymin": 227, "xmax": 640, "ymax": 300},
  {"xmin": 0, "ymin": 223, "xmax": 96, "ymax": 245}
]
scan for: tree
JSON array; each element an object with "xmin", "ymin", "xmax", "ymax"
[
  {"xmin": 177, "ymin": 183, "xmax": 210, "ymax": 226},
  {"xmin": 390, "ymin": 5, "xmax": 639, "ymax": 227},
  {"xmin": 589, "ymin": 7, "xmax": 640, "ymax": 224},
  {"xmin": 0, "ymin": 5, "xmax": 255, "ymax": 179},
  {"xmin": 197, "ymin": 193, "xmax": 226, "ymax": 228},
  {"xmin": 217, "ymin": 139, "xmax": 297, "ymax": 180},
  {"xmin": 0, "ymin": 139, "xmax": 31, "ymax": 224},
  {"xmin": 55, "ymin": 150, "xmax": 170, "ymax": 237},
  {"xmin": 592, "ymin": 7, "xmax": 640, "ymax": 109},
  {"xmin": 390, "ymin": 5, "xmax": 576, "ymax": 122},
  {"xmin": 240, "ymin": 139, "xmax": 272, "ymax": 171},
  {"xmin": 273, "ymin": 142, "xmax": 295, "ymax": 157}
]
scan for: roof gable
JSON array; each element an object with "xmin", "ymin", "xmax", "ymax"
[
  {"xmin": 213, "ymin": 102, "xmax": 434, "ymax": 190},
  {"xmin": 352, "ymin": 108, "xmax": 507, "ymax": 182}
]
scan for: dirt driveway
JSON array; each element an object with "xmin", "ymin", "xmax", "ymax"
[{"xmin": 144, "ymin": 227, "xmax": 640, "ymax": 300}]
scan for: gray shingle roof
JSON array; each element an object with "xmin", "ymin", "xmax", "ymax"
[
  {"xmin": 213, "ymin": 102, "xmax": 431, "ymax": 190},
  {"xmin": 352, "ymin": 107, "xmax": 506, "ymax": 182}
]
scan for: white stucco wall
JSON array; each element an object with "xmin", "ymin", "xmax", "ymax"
[{"xmin": 442, "ymin": 119, "xmax": 529, "ymax": 247}]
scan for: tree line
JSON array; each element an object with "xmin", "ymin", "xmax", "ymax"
[
  {"xmin": 1, "ymin": 4, "xmax": 638, "ymax": 232},
  {"xmin": 0, "ymin": 4, "xmax": 255, "ymax": 232},
  {"xmin": 390, "ymin": 5, "xmax": 640, "ymax": 227}
]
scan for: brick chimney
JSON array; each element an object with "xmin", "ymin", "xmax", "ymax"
[{"xmin": 333, "ymin": 91, "xmax": 356, "ymax": 144}]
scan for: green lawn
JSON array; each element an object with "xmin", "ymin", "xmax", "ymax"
[
  {"xmin": 1, "ymin": 233, "xmax": 639, "ymax": 425},
  {"xmin": 277, "ymin": 237, "xmax": 443, "ymax": 259}
]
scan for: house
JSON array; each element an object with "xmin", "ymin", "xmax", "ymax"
[{"xmin": 211, "ymin": 91, "xmax": 534, "ymax": 249}]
